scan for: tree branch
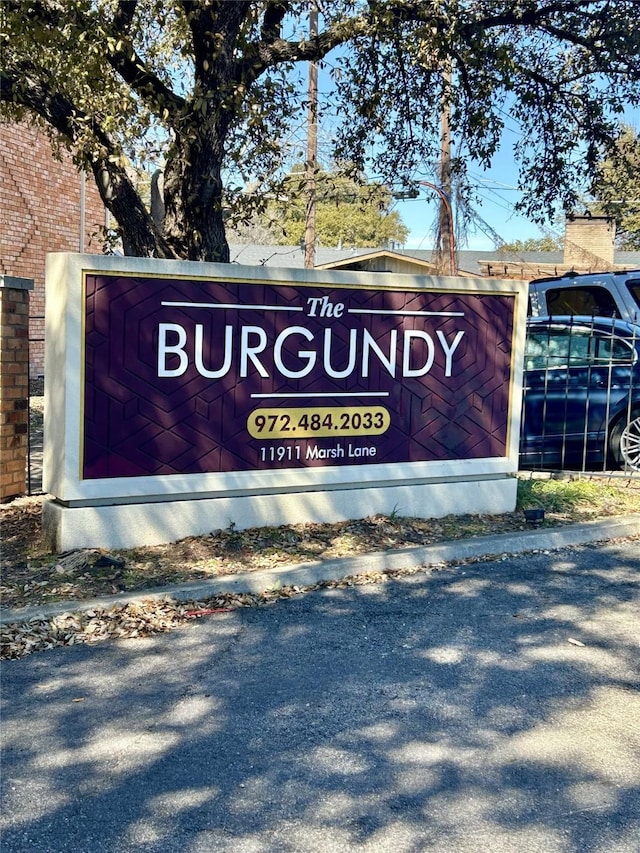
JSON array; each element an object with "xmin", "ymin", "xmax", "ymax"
[
  {"xmin": 180, "ymin": 0, "xmax": 252, "ymax": 64},
  {"xmin": 1, "ymin": 65, "xmax": 88, "ymax": 143},
  {"xmin": 240, "ymin": 0, "xmax": 639, "ymax": 85},
  {"xmin": 261, "ymin": 1, "xmax": 291, "ymax": 43},
  {"xmin": 3, "ymin": 0, "xmax": 186, "ymax": 121},
  {"xmin": 105, "ymin": 42, "xmax": 186, "ymax": 120},
  {"xmin": 113, "ymin": 1, "xmax": 139, "ymax": 34}
]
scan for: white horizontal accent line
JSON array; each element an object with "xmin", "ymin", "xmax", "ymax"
[
  {"xmin": 161, "ymin": 301, "xmax": 303, "ymax": 311},
  {"xmin": 348, "ymin": 308, "xmax": 464, "ymax": 317},
  {"xmin": 250, "ymin": 392, "xmax": 390, "ymax": 399}
]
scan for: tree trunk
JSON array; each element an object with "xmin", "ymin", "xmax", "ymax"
[
  {"xmin": 88, "ymin": 156, "xmax": 175, "ymax": 259},
  {"xmin": 162, "ymin": 129, "xmax": 231, "ymax": 263}
]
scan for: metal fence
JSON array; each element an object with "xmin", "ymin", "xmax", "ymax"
[
  {"xmin": 520, "ymin": 316, "xmax": 640, "ymax": 476},
  {"xmin": 27, "ymin": 382, "xmax": 44, "ymax": 496},
  {"xmin": 27, "ymin": 318, "xmax": 44, "ymax": 495}
]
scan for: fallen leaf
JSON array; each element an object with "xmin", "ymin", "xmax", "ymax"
[{"xmin": 185, "ymin": 608, "xmax": 235, "ymax": 618}]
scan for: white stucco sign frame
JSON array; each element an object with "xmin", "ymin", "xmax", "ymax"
[{"xmin": 43, "ymin": 253, "xmax": 527, "ymax": 551}]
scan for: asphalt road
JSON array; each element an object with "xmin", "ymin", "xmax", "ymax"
[{"xmin": 1, "ymin": 540, "xmax": 639, "ymax": 853}]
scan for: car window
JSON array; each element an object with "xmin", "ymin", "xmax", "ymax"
[
  {"xmin": 525, "ymin": 328, "xmax": 636, "ymax": 370},
  {"xmin": 545, "ymin": 285, "xmax": 619, "ymax": 317},
  {"xmin": 595, "ymin": 336, "xmax": 636, "ymax": 363},
  {"xmin": 626, "ymin": 280, "xmax": 640, "ymax": 312}
]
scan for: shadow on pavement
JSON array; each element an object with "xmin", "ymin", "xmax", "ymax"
[{"xmin": 1, "ymin": 542, "xmax": 639, "ymax": 852}]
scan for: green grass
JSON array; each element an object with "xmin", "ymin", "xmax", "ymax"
[{"xmin": 516, "ymin": 475, "xmax": 640, "ymax": 516}]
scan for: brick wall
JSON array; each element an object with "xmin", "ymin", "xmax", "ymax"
[
  {"xmin": 0, "ymin": 276, "xmax": 32, "ymax": 501},
  {"xmin": 0, "ymin": 121, "xmax": 107, "ymax": 376}
]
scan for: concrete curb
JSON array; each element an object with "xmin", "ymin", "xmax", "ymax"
[{"xmin": 2, "ymin": 513, "xmax": 639, "ymax": 626}]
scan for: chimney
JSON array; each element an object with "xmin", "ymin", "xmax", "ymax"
[{"xmin": 563, "ymin": 215, "xmax": 615, "ymax": 270}]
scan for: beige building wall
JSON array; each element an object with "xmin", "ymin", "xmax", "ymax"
[{"xmin": 564, "ymin": 216, "xmax": 615, "ymax": 270}]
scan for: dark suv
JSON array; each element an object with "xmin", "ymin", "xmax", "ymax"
[
  {"xmin": 520, "ymin": 316, "xmax": 640, "ymax": 472},
  {"xmin": 528, "ymin": 269, "xmax": 640, "ymax": 323}
]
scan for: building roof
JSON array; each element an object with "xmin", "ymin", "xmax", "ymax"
[
  {"xmin": 229, "ymin": 244, "xmax": 640, "ymax": 277},
  {"xmin": 313, "ymin": 248, "xmax": 440, "ymax": 272}
]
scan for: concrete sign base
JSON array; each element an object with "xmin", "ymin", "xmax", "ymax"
[{"xmin": 42, "ymin": 476, "xmax": 517, "ymax": 552}]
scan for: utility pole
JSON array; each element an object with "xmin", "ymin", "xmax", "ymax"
[
  {"xmin": 392, "ymin": 181, "xmax": 456, "ymax": 274},
  {"xmin": 304, "ymin": 1, "xmax": 318, "ymax": 269}
]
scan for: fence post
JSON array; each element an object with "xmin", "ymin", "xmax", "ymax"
[{"xmin": 0, "ymin": 275, "xmax": 34, "ymax": 501}]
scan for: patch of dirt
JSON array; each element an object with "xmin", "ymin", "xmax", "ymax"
[
  {"xmin": 1, "ymin": 494, "xmax": 538, "ymax": 611},
  {"xmin": 2, "ymin": 484, "xmax": 639, "ymax": 661}
]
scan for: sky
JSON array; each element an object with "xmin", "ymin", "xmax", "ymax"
[
  {"xmin": 307, "ymin": 49, "xmax": 562, "ymax": 252},
  {"xmin": 307, "ymin": 102, "xmax": 549, "ymax": 252},
  {"xmin": 297, "ymin": 47, "xmax": 552, "ymax": 253},
  {"xmin": 391, "ymin": 150, "xmax": 544, "ymax": 252},
  {"xmin": 393, "ymin": 105, "xmax": 640, "ymax": 253},
  {"xmin": 310, "ymin": 44, "xmax": 640, "ymax": 254},
  {"xmin": 282, "ymin": 15, "xmax": 640, "ymax": 255}
]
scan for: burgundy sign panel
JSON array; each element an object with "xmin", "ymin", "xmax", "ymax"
[{"xmin": 82, "ymin": 274, "xmax": 515, "ymax": 479}]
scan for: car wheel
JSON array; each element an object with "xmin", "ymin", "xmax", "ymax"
[{"xmin": 609, "ymin": 408, "xmax": 640, "ymax": 472}]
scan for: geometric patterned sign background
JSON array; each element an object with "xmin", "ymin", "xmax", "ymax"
[{"xmin": 82, "ymin": 273, "xmax": 515, "ymax": 479}]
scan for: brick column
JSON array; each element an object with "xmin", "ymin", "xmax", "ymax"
[
  {"xmin": 0, "ymin": 275, "xmax": 34, "ymax": 501},
  {"xmin": 564, "ymin": 216, "xmax": 615, "ymax": 270}
]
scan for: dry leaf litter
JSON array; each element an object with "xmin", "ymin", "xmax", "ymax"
[
  {"xmin": 3, "ymin": 481, "xmax": 639, "ymax": 661},
  {"xmin": 1, "ymin": 565, "xmax": 436, "ymax": 660}
]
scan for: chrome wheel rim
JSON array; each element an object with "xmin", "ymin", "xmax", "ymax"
[{"xmin": 620, "ymin": 415, "xmax": 640, "ymax": 471}]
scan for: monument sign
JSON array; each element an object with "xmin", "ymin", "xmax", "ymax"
[{"xmin": 43, "ymin": 254, "xmax": 527, "ymax": 550}]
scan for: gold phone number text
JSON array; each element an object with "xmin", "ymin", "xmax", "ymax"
[{"xmin": 247, "ymin": 406, "xmax": 390, "ymax": 439}]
